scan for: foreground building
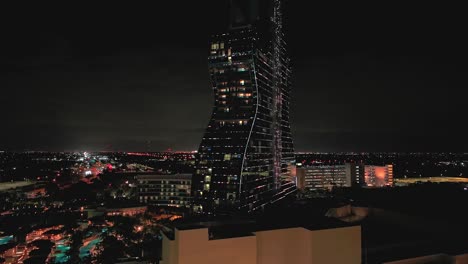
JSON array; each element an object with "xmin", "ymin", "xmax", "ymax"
[
  {"xmin": 160, "ymin": 222, "xmax": 361, "ymax": 264},
  {"xmin": 192, "ymin": 0, "xmax": 295, "ymax": 213},
  {"xmin": 136, "ymin": 174, "xmax": 191, "ymax": 208}
]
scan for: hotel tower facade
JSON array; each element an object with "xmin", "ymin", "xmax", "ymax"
[{"xmin": 192, "ymin": 0, "xmax": 295, "ymax": 213}]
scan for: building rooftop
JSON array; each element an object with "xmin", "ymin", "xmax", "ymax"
[{"xmin": 163, "ymin": 215, "xmax": 358, "ymax": 241}]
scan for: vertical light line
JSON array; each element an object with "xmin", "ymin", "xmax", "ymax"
[
  {"xmin": 272, "ymin": 0, "xmax": 283, "ymax": 190},
  {"xmin": 239, "ymin": 52, "xmax": 260, "ymax": 207}
]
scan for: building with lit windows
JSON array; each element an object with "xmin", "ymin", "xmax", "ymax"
[
  {"xmin": 296, "ymin": 163, "xmax": 364, "ymax": 191},
  {"xmin": 364, "ymin": 165, "xmax": 394, "ymax": 187},
  {"xmin": 136, "ymin": 174, "xmax": 191, "ymax": 208},
  {"xmin": 192, "ymin": 0, "xmax": 295, "ymax": 213}
]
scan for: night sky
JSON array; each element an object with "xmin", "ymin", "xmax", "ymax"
[{"xmin": 1, "ymin": 2, "xmax": 466, "ymax": 152}]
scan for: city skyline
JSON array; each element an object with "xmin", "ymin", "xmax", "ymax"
[
  {"xmin": 1, "ymin": 2, "xmax": 466, "ymax": 152},
  {"xmin": 2, "ymin": 2, "xmax": 468, "ymax": 262}
]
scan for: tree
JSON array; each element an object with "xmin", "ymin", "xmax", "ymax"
[
  {"xmin": 94, "ymin": 235, "xmax": 125, "ymax": 264},
  {"xmin": 110, "ymin": 216, "xmax": 138, "ymax": 243},
  {"xmin": 141, "ymin": 233, "xmax": 162, "ymax": 262},
  {"xmin": 30, "ymin": 239, "xmax": 53, "ymax": 249},
  {"xmin": 66, "ymin": 230, "xmax": 83, "ymax": 264},
  {"xmin": 44, "ymin": 182, "xmax": 59, "ymax": 196},
  {"xmin": 25, "ymin": 239, "xmax": 54, "ymax": 264}
]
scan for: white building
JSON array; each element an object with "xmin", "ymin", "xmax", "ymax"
[
  {"xmin": 296, "ymin": 163, "xmax": 363, "ymax": 191},
  {"xmin": 136, "ymin": 174, "xmax": 191, "ymax": 208}
]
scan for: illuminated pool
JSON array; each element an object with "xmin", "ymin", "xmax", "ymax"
[
  {"xmin": 0, "ymin": 235, "xmax": 13, "ymax": 245},
  {"xmin": 56, "ymin": 244, "xmax": 70, "ymax": 251},
  {"xmin": 53, "ymin": 239, "xmax": 71, "ymax": 263},
  {"xmin": 54, "ymin": 252, "xmax": 69, "ymax": 263},
  {"xmin": 51, "ymin": 228, "xmax": 108, "ymax": 262}
]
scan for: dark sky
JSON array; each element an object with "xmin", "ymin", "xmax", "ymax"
[{"xmin": 1, "ymin": 2, "xmax": 466, "ymax": 152}]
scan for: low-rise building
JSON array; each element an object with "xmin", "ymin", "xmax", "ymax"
[
  {"xmin": 296, "ymin": 163, "xmax": 394, "ymax": 190},
  {"xmin": 136, "ymin": 174, "xmax": 191, "ymax": 208},
  {"xmin": 296, "ymin": 163, "xmax": 363, "ymax": 191},
  {"xmin": 106, "ymin": 206, "xmax": 147, "ymax": 216},
  {"xmin": 364, "ymin": 165, "xmax": 394, "ymax": 187}
]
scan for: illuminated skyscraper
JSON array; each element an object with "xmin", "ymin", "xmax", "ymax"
[{"xmin": 192, "ymin": 0, "xmax": 295, "ymax": 213}]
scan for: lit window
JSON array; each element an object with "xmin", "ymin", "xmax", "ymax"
[{"xmin": 240, "ymin": 80, "xmax": 245, "ymax": 85}]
